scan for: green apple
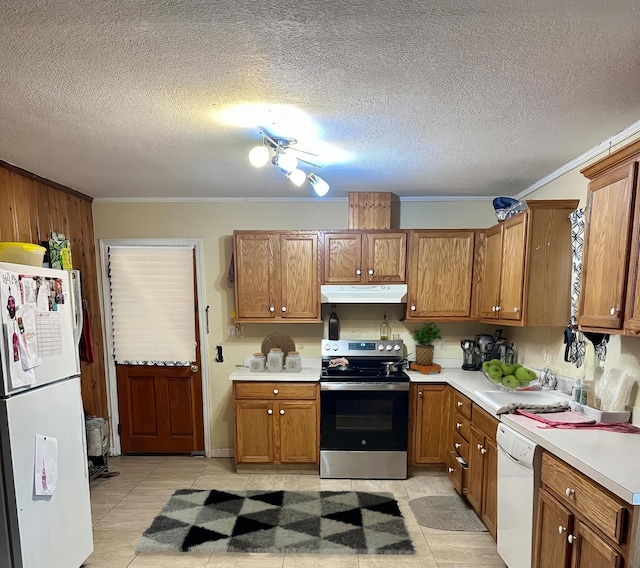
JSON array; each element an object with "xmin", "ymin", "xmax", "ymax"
[
  {"xmin": 502, "ymin": 375, "xmax": 520, "ymax": 389},
  {"xmin": 515, "ymin": 366, "xmax": 532, "ymax": 382},
  {"xmin": 482, "ymin": 361, "xmax": 493, "ymax": 373},
  {"xmin": 487, "ymin": 365, "xmax": 503, "ymax": 380},
  {"xmin": 500, "ymin": 363, "xmax": 517, "ymax": 375}
]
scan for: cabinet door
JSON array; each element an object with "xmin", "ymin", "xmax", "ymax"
[
  {"xmin": 279, "ymin": 232, "xmax": 320, "ymax": 320},
  {"xmin": 407, "ymin": 231, "xmax": 474, "ymax": 318},
  {"xmin": 466, "ymin": 425, "xmax": 484, "ymax": 515},
  {"xmin": 534, "ymin": 489, "xmax": 572, "ymax": 568},
  {"xmin": 234, "ymin": 233, "xmax": 276, "ymax": 319},
  {"xmin": 277, "ymin": 401, "xmax": 318, "ymax": 464},
  {"xmin": 499, "ymin": 212, "xmax": 527, "ymax": 321},
  {"xmin": 480, "ymin": 226, "xmax": 502, "ymax": 320},
  {"xmin": 413, "ymin": 384, "xmax": 448, "ymax": 464},
  {"xmin": 323, "ymin": 232, "xmax": 363, "ymax": 283},
  {"xmin": 480, "ymin": 436, "xmax": 498, "ymax": 540},
  {"xmin": 235, "ymin": 400, "xmax": 274, "ymax": 463},
  {"xmin": 571, "ymin": 520, "xmax": 622, "ymax": 568},
  {"xmin": 363, "ymin": 232, "xmax": 407, "ymax": 282},
  {"xmin": 579, "ymin": 162, "xmax": 637, "ymax": 329}
]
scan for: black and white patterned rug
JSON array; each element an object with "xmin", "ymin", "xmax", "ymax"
[{"xmin": 136, "ymin": 489, "xmax": 415, "ymax": 555}]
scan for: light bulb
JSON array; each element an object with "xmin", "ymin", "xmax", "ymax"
[
  {"xmin": 308, "ymin": 173, "xmax": 330, "ymax": 197},
  {"xmin": 248, "ymin": 145, "xmax": 269, "ymax": 167},
  {"xmin": 274, "ymin": 153, "xmax": 298, "ymax": 172},
  {"xmin": 286, "ymin": 169, "xmax": 306, "ymax": 187}
]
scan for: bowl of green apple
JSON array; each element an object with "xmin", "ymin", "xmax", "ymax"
[{"xmin": 482, "ymin": 360, "xmax": 538, "ymax": 390}]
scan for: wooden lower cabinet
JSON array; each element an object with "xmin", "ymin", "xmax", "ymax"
[
  {"xmin": 534, "ymin": 452, "xmax": 632, "ymax": 568},
  {"xmin": 233, "ymin": 382, "xmax": 319, "ymax": 465},
  {"xmin": 409, "ymin": 383, "xmax": 448, "ymax": 465}
]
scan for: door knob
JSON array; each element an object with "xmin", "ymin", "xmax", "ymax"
[{"xmin": 190, "ymin": 364, "xmax": 199, "ymax": 373}]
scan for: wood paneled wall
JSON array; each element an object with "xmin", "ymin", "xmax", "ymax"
[{"xmin": 0, "ymin": 163, "xmax": 107, "ymax": 418}]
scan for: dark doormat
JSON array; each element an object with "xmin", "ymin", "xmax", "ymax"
[
  {"xmin": 408, "ymin": 495, "xmax": 487, "ymax": 532},
  {"xmin": 136, "ymin": 489, "xmax": 415, "ymax": 554}
]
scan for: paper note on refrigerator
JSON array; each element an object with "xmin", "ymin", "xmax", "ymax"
[
  {"xmin": 34, "ymin": 434, "xmax": 58, "ymax": 496},
  {"xmin": 35, "ymin": 311, "xmax": 63, "ymax": 357}
]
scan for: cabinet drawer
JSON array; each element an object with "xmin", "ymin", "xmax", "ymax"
[
  {"xmin": 452, "ymin": 431, "xmax": 469, "ymax": 463},
  {"xmin": 472, "ymin": 405, "xmax": 499, "ymax": 441},
  {"xmin": 541, "ymin": 453, "xmax": 629, "ymax": 544},
  {"xmin": 452, "ymin": 413, "xmax": 471, "ymax": 442},
  {"xmin": 445, "ymin": 450, "xmax": 466, "ymax": 495},
  {"xmin": 452, "ymin": 391, "xmax": 472, "ymax": 419},
  {"xmin": 234, "ymin": 382, "xmax": 317, "ymax": 400}
]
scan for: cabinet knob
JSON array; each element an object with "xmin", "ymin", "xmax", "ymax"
[
  {"xmin": 267, "ymin": 409, "xmax": 273, "ymax": 415},
  {"xmin": 356, "ymin": 269, "xmax": 362, "ymax": 275},
  {"xmin": 496, "ymin": 306, "xmax": 501, "ymax": 311},
  {"xmin": 567, "ymin": 534, "xmax": 577, "ymax": 544},
  {"xmin": 419, "ymin": 391, "xmax": 423, "ymax": 397},
  {"xmin": 411, "ymin": 305, "xmax": 417, "ymax": 311},
  {"xmin": 457, "ymin": 401, "xmax": 463, "ymax": 407},
  {"xmin": 455, "ymin": 443, "xmax": 461, "ymax": 449},
  {"xmin": 558, "ymin": 525, "xmax": 566, "ymax": 534},
  {"xmin": 273, "ymin": 389, "xmax": 279, "ymax": 395},
  {"xmin": 281, "ymin": 306, "xmax": 287, "ymax": 312},
  {"xmin": 513, "ymin": 306, "xmax": 519, "ymax": 312},
  {"xmin": 447, "ymin": 467, "xmax": 454, "ymax": 473},
  {"xmin": 368, "ymin": 269, "xmax": 374, "ymax": 275},
  {"xmin": 456, "ymin": 422, "xmax": 462, "ymax": 429},
  {"xmin": 477, "ymin": 443, "xmax": 483, "ymax": 450},
  {"xmin": 492, "ymin": 306, "xmax": 496, "ymax": 312},
  {"xmin": 610, "ymin": 307, "xmax": 619, "ymax": 316},
  {"xmin": 280, "ymin": 409, "xmax": 285, "ymax": 415},
  {"xmin": 565, "ymin": 488, "xmax": 575, "ymax": 498},
  {"xmin": 480, "ymin": 448, "xmax": 487, "ymax": 455},
  {"xmin": 269, "ymin": 306, "xmax": 275, "ymax": 312}
]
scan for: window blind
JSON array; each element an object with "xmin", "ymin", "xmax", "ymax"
[{"xmin": 108, "ymin": 246, "xmax": 196, "ymax": 364}]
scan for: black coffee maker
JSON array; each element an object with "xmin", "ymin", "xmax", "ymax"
[{"xmin": 460, "ymin": 339, "xmax": 481, "ymax": 370}]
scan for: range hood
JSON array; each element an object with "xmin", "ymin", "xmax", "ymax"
[{"xmin": 321, "ymin": 284, "xmax": 408, "ymax": 304}]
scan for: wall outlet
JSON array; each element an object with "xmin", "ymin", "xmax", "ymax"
[{"xmin": 440, "ymin": 337, "xmax": 447, "ymax": 350}]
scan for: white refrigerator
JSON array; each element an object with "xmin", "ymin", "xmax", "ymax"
[{"xmin": 0, "ymin": 262, "xmax": 93, "ymax": 568}]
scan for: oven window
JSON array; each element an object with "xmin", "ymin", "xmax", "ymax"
[{"xmin": 335, "ymin": 400, "xmax": 393, "ymax": 431}]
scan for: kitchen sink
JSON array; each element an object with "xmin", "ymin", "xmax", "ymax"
[{"xmin": 475, "ymin": 389, "xmax": 568, "ymax": 413}]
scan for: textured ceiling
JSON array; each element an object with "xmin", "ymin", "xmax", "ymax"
[{"xmin": 0, "ymin": 1, "xmax": 639, "ymax": 200}]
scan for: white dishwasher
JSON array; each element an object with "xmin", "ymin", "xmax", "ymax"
[{"xmin": 496, "ymin": 423, "xmax": 540, "ymax": 568}]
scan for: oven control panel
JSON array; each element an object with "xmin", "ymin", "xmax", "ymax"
[{"xmin": 322, "ymin": 339, "xmax": 404, "ymax": 357}]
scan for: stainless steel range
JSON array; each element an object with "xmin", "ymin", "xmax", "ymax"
[{"xmin": 319, "ymin": 339, "xmax": 409, "ymax": 480}]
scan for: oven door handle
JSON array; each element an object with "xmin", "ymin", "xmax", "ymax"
[{"xmin": 320, "ymin": 382, "xmax": 410, "ymax": 391}]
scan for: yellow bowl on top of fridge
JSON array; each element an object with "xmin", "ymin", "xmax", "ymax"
[{"xmin": 0, "ymin": 242, "xmax": 46, "ymax": 267}]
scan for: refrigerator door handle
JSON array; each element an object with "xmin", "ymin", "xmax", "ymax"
[{"xmin": 71, "ymin": 270, "xmax": 84, "ymax": 347}]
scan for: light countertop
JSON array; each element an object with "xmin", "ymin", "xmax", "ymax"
[{"xmin": 409, "ymin": 368, "xmax": 640, "ymax": 505}]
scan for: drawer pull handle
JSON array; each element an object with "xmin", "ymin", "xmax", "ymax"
[
  {"xmin": 558, "ymin": 525, "xmax": 566, "ymax": 534},
  {"xmin": 567, "ymin": 534, "xmax": 577, "ymax": 544},
  {"xmin": 447, "ymin": 467, "xmax": 454, "ymax": 473},
  {"xmin": 280, "ymin": 409, "xmax": 285, "ymax": 415},
  {"xmin": 565, "ymin": 488, "xmax": 575, "ymax": 498},
  {"xmin": 480, "ymin": 448, "xmax": 487, "ymax": 455},
  {"xmin": 457, "ymin": 401, "xmax": 463, "ymax": 407},
  {"xmin": 273, "ymin": 389, "xmax": 279, "ymax": 395},
  {"xmin": 267, "ymin": 409, "xmax": 273, "ymax": 415},
  {"xmin": 455, "ymin": 443, "xmax": 461, "ymax": 449},
  {"xmin": 456, "ymin": 422, "xmax": 462, "ymax": 429}
]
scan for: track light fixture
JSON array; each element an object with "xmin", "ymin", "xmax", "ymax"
[{"xmin": 247, "ymin": 131, "xmax": 331, "ymax": 196}]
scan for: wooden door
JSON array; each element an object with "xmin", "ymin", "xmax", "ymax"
[
  {"xmin": 279, "ymin": 232, "xmax": 320, "ymax": 320},
  {"xmin": 480, "ymin": 225, "xmax": 502, "ymax": 320},
  {"xmin": 323, "ymin": 232, "xmax": 363, "ymax": 283},
  {"xmin": 363, "ymin": 232, "xmax": 407, "ymax": 282},
  {"xmin": 481, "ymin": 436, "xmax": 498, "ymax": 540},
  {"xmin": 234, "ymin": 232, "xmax": 276, "ymax": 319},
  {"xmin": 413, "ymin": 384, "xmax": 448, "ymax": 464},
  {"xmin": 234, "ymin": 400, "xmax": 275, "ymax": 463},
  {"xmin": 534, "ymin": 489, "xmax": 573, "ymax": 568},
  {"xmin": 466, "ymin": 425, "xmax": 485, "ymax": 515},
  {"xmin": 277, "ymin": 400, "xmax": 318, "ymax": 464},
  {"xmin": 571, "ymin": 520, "xmax": 621, "ymax": 568},
  {"xmin": 116, "ymin": 364, "xmax": 204, "ymax": 454},
  {"xmin": 407, "ymin": 231, "xmax": 474, "ymax": 319},
  {"xmin": 499, "ymin": 212, "xmax": 527, "ymax": 322},
  {"xmin": 579, "ymin": 162, "xmax": 637, "ymax": 329},
  {"xmin": 623, "ymin": 164, "xmax": 640, "ymax": 332}
]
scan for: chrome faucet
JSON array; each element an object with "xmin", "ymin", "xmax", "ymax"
[{"xmin": 540, "ymin": 367, "xmax": 557, "ymax": 390}]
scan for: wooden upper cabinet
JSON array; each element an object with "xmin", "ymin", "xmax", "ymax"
[
  {"xmin": 322, "ymin": 230, "xmax": 406, "ymax": 284},
  {"xmin": 480, "ymin": 200, "xmax": 578, "ymax": 327},
  {"xmin": 407, "ymin": 230, "xmax": 476, "ymax": 320},
  {"xmin": 234, "ymin": 231, "xmax": 321, "ymax": 322}
]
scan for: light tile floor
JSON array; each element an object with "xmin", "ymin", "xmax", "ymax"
[{"xmin": 86, "ymin": 457, "xmax": 506, "ymax": 568}]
